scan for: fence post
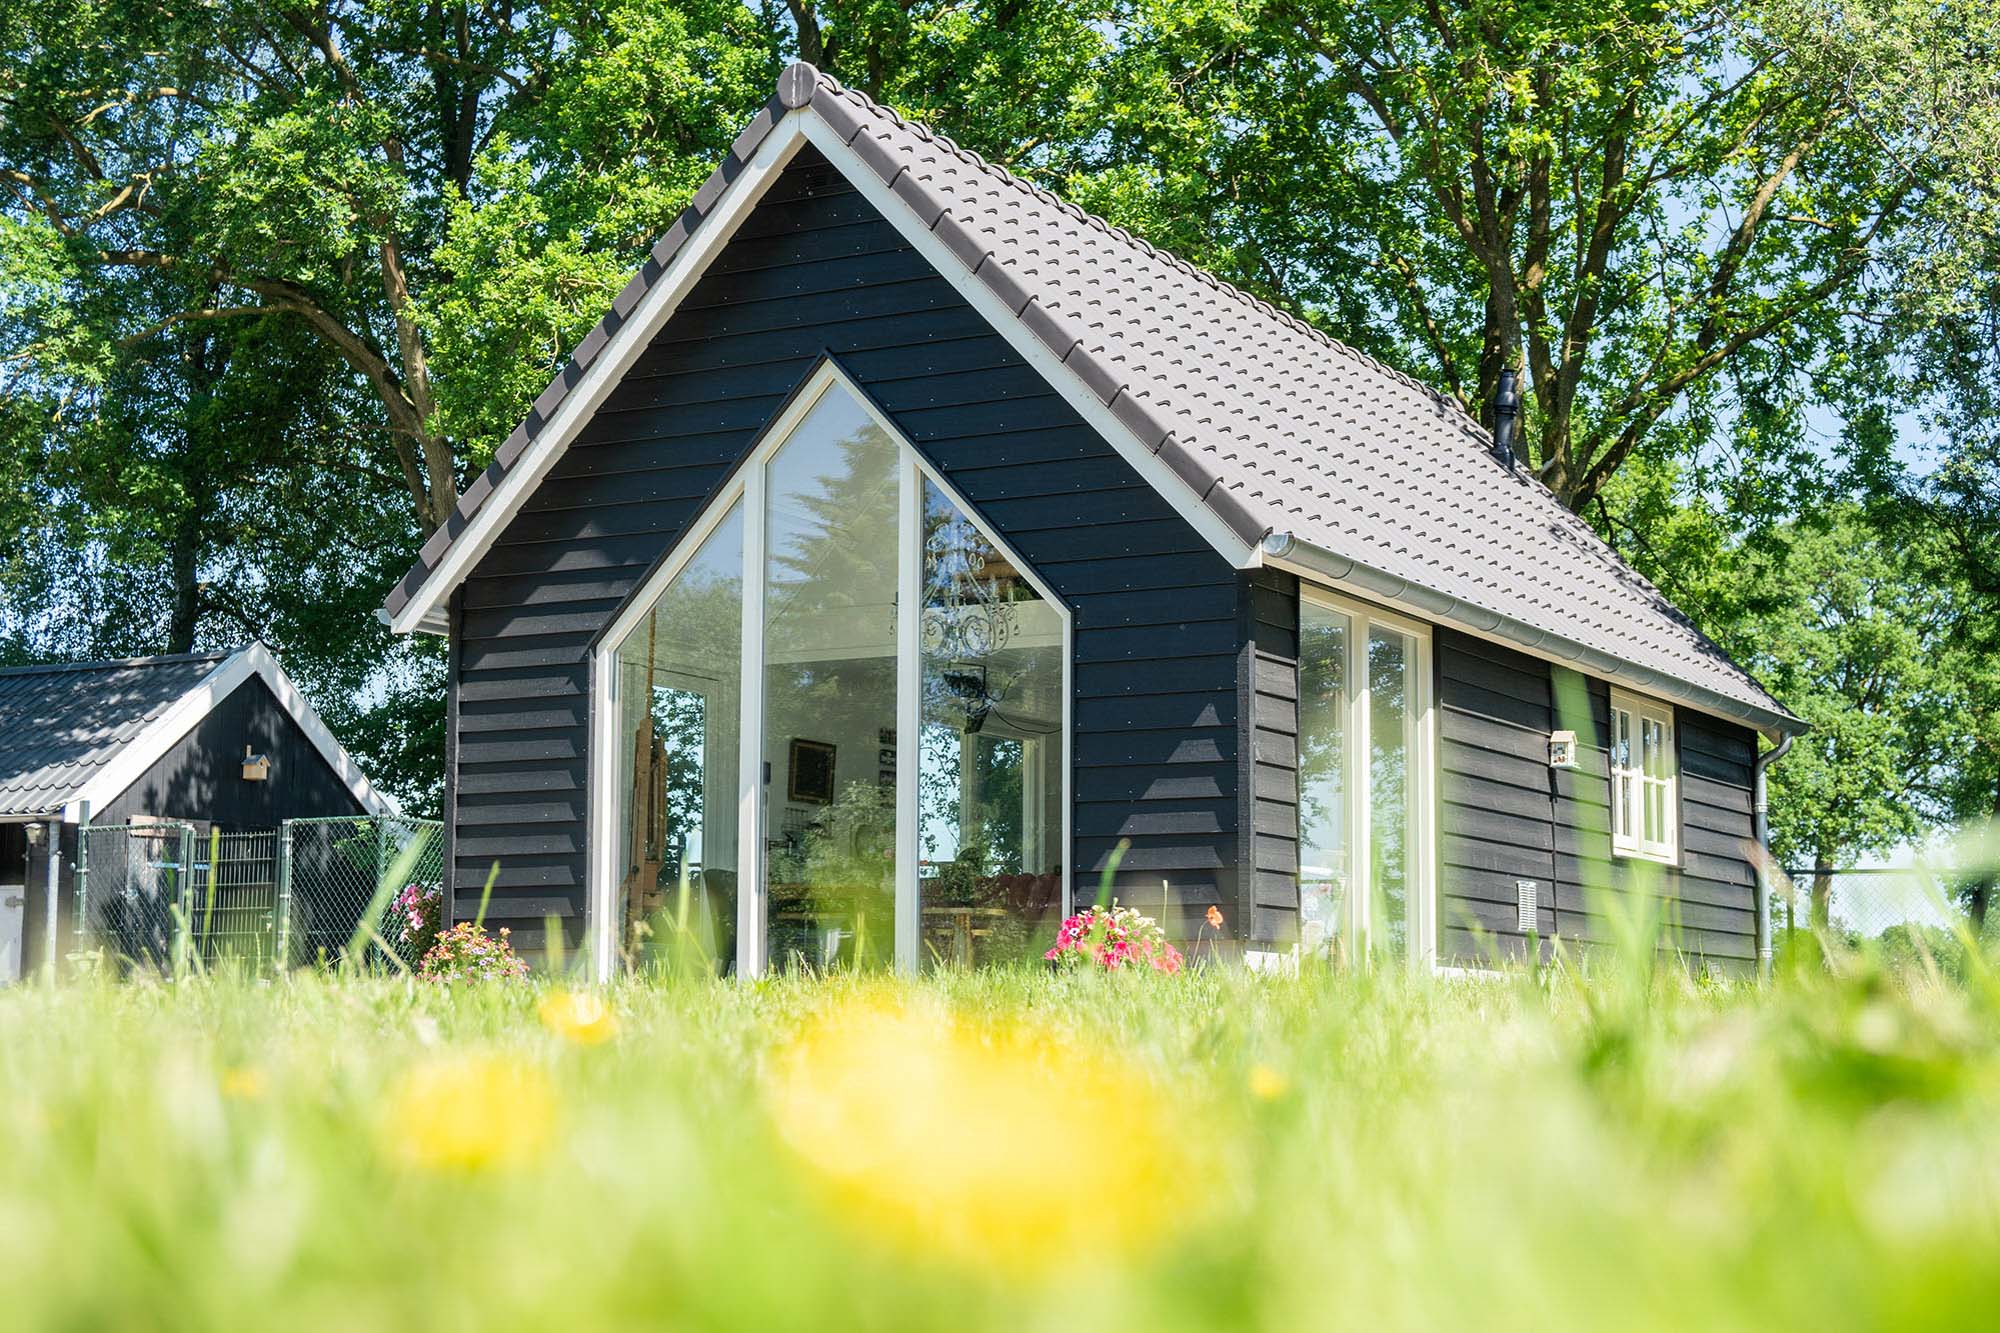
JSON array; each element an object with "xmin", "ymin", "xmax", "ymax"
[
  {"xmin": 275, "ymin": 820, "xmax": 294, "ymax": 973},
  {"xmin": 171, "ymin": 824, "xmax": 193, "ymax": 978},
  {"xmin": 75, "ymin": 818, "xmax": 91, "ymax": 961}
]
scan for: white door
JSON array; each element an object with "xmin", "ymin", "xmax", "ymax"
[{"xmin": 0, "ymin": 883, "xmax": 25, "ymax": 983}]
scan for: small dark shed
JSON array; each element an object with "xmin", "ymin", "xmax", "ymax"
[
  {"xmin": 383, "ymin": 64, "xmax": 1805, "ymax": 979},
  {"xmin": 0, "ymin": 642, "xmax": 390, "ymax": 980}
]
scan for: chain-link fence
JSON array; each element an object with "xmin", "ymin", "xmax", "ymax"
[
  {"xmin": 77, "ymin": 822, "xmax": 193, "ymax": 972},
  {"xmin": 280, "ymin": 815, "xmax": 444, "ymax": 969},
  {"xmin": 1776, "ymin": 866, "xmax": 1984, "ymax": 945},
  {"xmin": 76, "ymin": 815, "xmax": 444, "ymax": 975}
]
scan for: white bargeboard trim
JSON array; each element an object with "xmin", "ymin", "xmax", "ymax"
[
  {"xmin": 390, "ymin": 102, "xmax": 1258, "ymax": 639},
  {"xmin": 64, "ymin": 642, "xmax": 395, "ymax": 823}
]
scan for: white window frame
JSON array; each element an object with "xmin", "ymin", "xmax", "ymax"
[
  {"xmin": 1298, "ymin": 584, "xmax": 1438, "ymax": 971},
  {"xmin": 1608, "ymin": 687, "xmax": 1678, "ymax": 863},
  {"xmin": 588, "ymin": 361, "xmax": 1073, "ymax": 980}
]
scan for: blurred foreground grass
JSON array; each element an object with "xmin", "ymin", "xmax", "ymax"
[{"xmin": 2, "ymin": 949, "xmax": 1998, "ymax": 1331}]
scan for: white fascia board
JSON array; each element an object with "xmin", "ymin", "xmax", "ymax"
[
  {"xmin": 388, "ymin": 117, "xmax": 813, "ymax": 636},
  {"xmin": 796, "ymin": 115, "xmax": 1258, "ymax": 570},
  {"xmin": 393, "ymin": 105, "xmax": 1261, "ymax": 637},
  {"xmin": 64, "ymin": 643, "xmax": 396, "ymax": 822}
]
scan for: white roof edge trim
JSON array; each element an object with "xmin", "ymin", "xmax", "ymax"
[
  {"xmin": 64, "ymin": 642, "xmax": 397, "ymax": 822},
  {"xmin": 387, "ymin": 117, "xmax": 814, "ymax": 636},
  {"xmin": 1268, "ymin": 538, "xmax": 1802, "ymax": 741},
  {"xmin": 389, "ymin": 105, "xmax": 1261, "ymax": 637},
  {"xmin": 793, "ymin": 116, "xmax": 1257, "ymax": 571}
]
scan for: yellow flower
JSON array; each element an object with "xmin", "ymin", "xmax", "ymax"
[
  {"xmin": 219, "ymin": 1067, "xmax": 266, "ymax": 1100},
  {"xmin": 1247, "ymin": 1064, "xmax": 1289, "ymax": 1101},
  {"xmin": 383, "ymin": 1053, "xmax": 554, "ymax": 1172},
  {"xmin": 539, "ymin": 990, "xmax": 619, "ymax": 1045},
  {"xmin": 767, "ymin": 996, "xmax": 1189, "ymax": 1274}
]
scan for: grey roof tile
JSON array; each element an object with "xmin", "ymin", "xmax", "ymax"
[{"xmin": 0, "ymin": 652, "xmax": 227, "ymax": 816}]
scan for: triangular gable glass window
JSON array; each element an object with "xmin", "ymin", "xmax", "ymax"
[{"xmin": 598, "ymin": 369, "xmax": 1070, "ymax": 978}]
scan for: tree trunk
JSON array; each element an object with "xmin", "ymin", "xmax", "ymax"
[
  {"xmin": 165, "ymin": 511, "xmax": 202, "ymax": 654},
  {"xmin": 1968, "ymin": 781, "xmax": 2000, "ymax": 936},
  {"xmin": 1811, "ymin": 852, "xmax": 1834, "ymax": 932}
]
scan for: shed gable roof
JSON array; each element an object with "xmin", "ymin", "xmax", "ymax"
[
  {"xmin": 0, "ymin": 643, "xmax": 393, "ymax": 819},
  {"xmin": 384, "ymin": 63, "xmax": 1796, "ymax": 736}
]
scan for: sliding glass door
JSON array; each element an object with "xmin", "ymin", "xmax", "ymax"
[
  {"xmin": 598, "ymin": 369, "xmax": 1070, "ymax": 978},
  {"xmin": 1297, "ymin": 589, "xmax": 1434, "ymax": 967}
]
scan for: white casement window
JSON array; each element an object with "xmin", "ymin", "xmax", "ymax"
[
  {"xmin": 1295, "ymin": 586, "xmax": 1437, "ymax": 970},
  {"xmin": 1609, "ymin": 689, "xmax": 1677, "ymax": 862},
  {"xmin": 588, "ymin": 362, "xmax": 1072, "ymax": 981}
]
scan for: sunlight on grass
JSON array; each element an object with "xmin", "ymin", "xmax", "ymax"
[{"xmin": 1, "ymin": 950, "xmax": 1998, "ymax": 1330}]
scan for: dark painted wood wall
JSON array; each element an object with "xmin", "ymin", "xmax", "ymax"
[
  {"xmin": 96, "ymin": 677, "xmax": 369, "ymax": 830},
  {"xmin": 450, "ymin": 146, "xmax": 1244, "ymax": 951},
  {"xmin": 1433, "ymin": 627, "xmax": 1760, "ymax": 971},
  {"xmin": 1240, "ymin": 567, "xmax": 1300, "ymax": 946}
]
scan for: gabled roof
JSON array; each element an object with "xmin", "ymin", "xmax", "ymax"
[
  {"xmin": 383, "ymin": 62, "xmax": 1798, "ymax": 736},
  {"xmin": 0, "ymin": 643, "xmax": 394, "ymax": 820}
]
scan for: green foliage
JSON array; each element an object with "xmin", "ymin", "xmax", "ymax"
[
  {"xmin": 4, "ymin": 963, "xmax": 2000, "ymax": 1327},
  {"xmin": 3, "ymin": 0, "xmax": 1996, "ymax": 835},
  {"xmin": 1690, "ymin": 509, "xmax": 1986, "ymax": 873}
]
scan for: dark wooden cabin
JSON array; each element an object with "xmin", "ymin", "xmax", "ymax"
[
  {"xmin": 384, "ymin": 64, "xmax": 1803, "ymax": 979},
  {"xmin": 0, "ymin": 643, "xmax": 389, "ymax": 980}
]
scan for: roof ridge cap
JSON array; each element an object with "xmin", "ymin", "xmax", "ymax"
[
  {"xmin": 807, "ymin": 67, "xmax": 1484, "ymax": 435},
  {"xmin": 0, "ymin": 648, "xmax": 234, "ymax": 677}
]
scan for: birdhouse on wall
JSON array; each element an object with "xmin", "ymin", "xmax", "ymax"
[
  {"xmin": 1548, "ymin": 730, "xmax": 1579, "ymax": 770},
  {"xmin": 241, "ymin": 745, "xmax": 271, "ymax": 782}
]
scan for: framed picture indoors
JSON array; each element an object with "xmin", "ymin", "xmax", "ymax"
[{"xmin": 787, "ymin": 738, "xmax": 836, "ymax": 805}]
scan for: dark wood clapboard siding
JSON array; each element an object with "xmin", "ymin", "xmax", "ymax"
[
  {"xmin": 97, "ymin": 677, "xmax": 369, "ymax": 830},
  {"xmin": 1436, "ymin": 630, "xmax": 1560, "ymax": 953},
  {"xmin": 1431, "ymin": 630, "xmax": 1763, "ymax": 972},
  {"xmin": 451, "ymin": 147, "xmax": 1240, "ymax": 946},
  {"xmin": 1239, "ymin": 567, "xmax": 1300, "ymax": 945}
]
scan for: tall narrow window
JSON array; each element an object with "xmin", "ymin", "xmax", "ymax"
[
  {"xmin": 614, "ymin": 503, "xmax": 743, "ymax": 973},
  {"xmin": 762, "ymin": 389, "xmax": 900, "ymax": 971},
  {"xmin": 1609, "ymin": 688, "xmax": 1677, "ymax": 862},
  {"xmin": 1297, "ymin": 605, "xmax": 1349, "ymax": 956},
  {"xmin": 1296, "ymin": 590, "xmax": 1433, "ymax": 966},
  {"xmin": 917, "ymin": 478, "xmax": 1064, "ymax": 966},
  {"xmin": 1367, "ymin": 624, "xmax": 1414, "ymax": 963}
]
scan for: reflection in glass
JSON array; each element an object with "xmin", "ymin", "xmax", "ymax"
[
  {"xmin": 762, "ymin": 390, "xmax": 899, "ymax": 970},
  {"xmin": 1297, "ymin": 603, "xmax": 1349, "ymax": 957},
  {"xmin": 1368, "ymin": 626, "xmax": 1411, "ymax": 962},
  {"xmin": 614, "ymin": 503, "xmax": 743, "ymax": 973},
  {"xmin": 917, "ymin": 479, "xmax": 1064, "ymax": 966}
]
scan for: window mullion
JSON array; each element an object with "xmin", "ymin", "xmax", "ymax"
[
  {"xmin": 737, "ymin": 458, "xmax": 768, "ymax": 978},
  {"xmin": 894, "ymin": 451, "xmax": 922, "ymax": 974},
  {"xmin": 1348, "ymin": 616, "xmax": 1370, "ymax": 963}
]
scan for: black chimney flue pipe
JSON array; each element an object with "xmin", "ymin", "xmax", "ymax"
[{"xmin": 1493, "ymin": 368, "xmax": 1520, "ymax": 470}]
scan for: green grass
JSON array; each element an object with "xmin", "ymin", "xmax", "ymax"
[{"xmin": 2, "ymin": 949, "xmax": 1998, "ymax": 1331}]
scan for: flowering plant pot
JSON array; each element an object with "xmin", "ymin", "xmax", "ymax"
[{"xmin": 1044, "ymin": 903, "xmax": 1183, "ymax": 975}]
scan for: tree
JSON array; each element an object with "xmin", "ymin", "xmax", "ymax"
[
  {"xmin": 2, "ymin": 1, "xmax": 783, "ymax": 807},
  {"xmin": 1052, "ymin": 0, "xmax": 2000, "ymax": 514},
  {"xmin": 1719, "ymin": 509, "xmax": 1985, "ymax": 926},
  {"xmin": 1, "ymin": 0, "xmax": 778, "ymax": 536}
]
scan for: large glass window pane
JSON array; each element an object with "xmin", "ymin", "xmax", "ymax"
[
  {"xmin": 762, "ymin": 388, "xmax": 900, "ymax": 970},
  {"xmin": 1298, "ymin": 603, "xmax": 1349, "ymax": 957},
  {"xmin": 916, "ymin": 479, "xmax": 1064, "ymax": 966},
  {"xmin": 614, "ymin": 503, "xmax": 743, "ymax": 974},
  {"xmin": 1368, "ymin": 626, "xmax": 1412, "ymax": 962}
]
